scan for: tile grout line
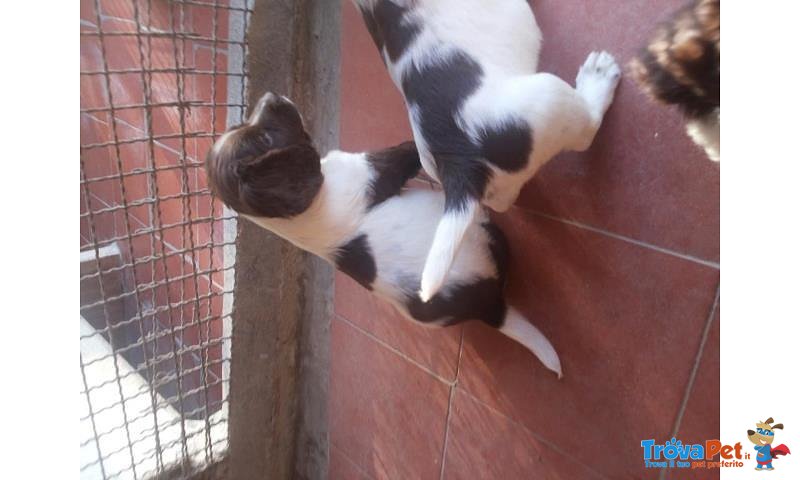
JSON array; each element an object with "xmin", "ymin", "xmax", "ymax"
[
  {"xmin": 438, "ymin": 328, "xmax": 465, "ymax": 480},
  {"xmin": 330, "ymin": 441, "xmax": 376, "ymax": 480},
  {"xmin": 669, "ymin": 283, "xmax": 720, "ymax": 438},
  {"xmin": 516, "ymin": 207, "xmax": 720, "ymax": 270},
  {"xmin": 659, "ymin": 283, "xmax": 720, "ymax": 480},
  {"xmin": 458, "ymin": 388, "xmax": 612, "ymax": 480},
  {"xmin": 334, "ymin": 314, "xmax": 456, "ymax": 386},
  {"xmin": 404, "ymin": 182, "xmax": 718, "ymax": 270}
]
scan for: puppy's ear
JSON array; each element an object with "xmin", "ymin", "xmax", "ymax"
[
  {"xmin": 765, "ymin": 417, "xmax": 774, "ymax": 425},
  {"xmin": 772, "ymin": 423, "xmax": 784, "ymax": 430},
  {"xmin": 236, "ymin": 143, "xmax": 322, "ymax": 218}
]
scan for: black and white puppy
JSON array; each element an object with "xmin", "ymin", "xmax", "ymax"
[
  {"xmin": 206, "ymin": 91, "xmax": 562, "ymax": 377},
  {"xmin": 354, "ymin": 0, "xmax": 622, "ymax": 301}
]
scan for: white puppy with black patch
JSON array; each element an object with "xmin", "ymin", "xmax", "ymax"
[
  {"xmin": 206, "ymin": 92, "xmax": 562, "ymax": 377},
  {"xmin": 354, "ymin": 0, "xmax": 622, "ymax": 301}
]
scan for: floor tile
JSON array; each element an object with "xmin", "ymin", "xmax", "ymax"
[
  {"xmin": 665, "ymin": 305, "xmax": 720, "ymax": 480},
  {"xmin": 456, "ymin": 210, "xmax": 719, "ymax": 478},
  {"xmin": 335, "ymin": 272, "xmax": 463, "ymax": 381},
  {"xmin": 675, "ymin": 306, "xmax": 720, "ymax": 443},
  {"xmin": 335, "ymin": 1, "xmax": 720, "ymax": 478},
  {"xmin": 515, "ymin": 0, "xmax": 719, "ymax": 262},
  {"xmin": 339, "ymin": 0, "xmax": 719, "ymax": 262},
  {"xmin": 339, "ymin": 1, "xmax": 413, "ymax": 152},
  {"xmin": 330, "ymin": 443, "xmax": 373, "ymax": 480},
  {"xmin": 443, "ymin": 389, "xmax": 606, "ymax": 480},
  {"xmin": 330, "ymin": 317, "xmax": 451, "ymax": 480}
]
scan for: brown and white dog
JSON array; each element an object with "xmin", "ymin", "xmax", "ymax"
[
  {"xmin": 629, "ymin": 0, "xmax": 720, "ymax": 161},
  {"xmin": 205, "ymin": 91, "xmax": 562, "ymax": 377}
]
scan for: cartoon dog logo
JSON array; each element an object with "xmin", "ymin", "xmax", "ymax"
[{"xmin": 747, "ymin": 417, "xmax": 791, "ymax": 471}]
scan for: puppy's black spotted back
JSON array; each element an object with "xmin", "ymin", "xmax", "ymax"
[
  {"xmin": 358, "ymin": 0, "xmax": 422, "ymax": 64},
  {"xmin": 360, "ymin": 4, "xmax": 534, "ymax": 212},
  {"xmin": 333, "ymin": 234, "xmax": 377, "ymax": 290},
  {"xmin": 402, "ymin": 222, "xmax": 510, "ymax": 328}
]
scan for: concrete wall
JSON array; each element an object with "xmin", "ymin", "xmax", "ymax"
[{"xmin": 226, "ymin": 1, "xmax": 340, "ymax": 479}]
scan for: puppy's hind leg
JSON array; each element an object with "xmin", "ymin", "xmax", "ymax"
[{"xmin": 500, "ymin": 307, "xmax": 562, "ymax": 378}]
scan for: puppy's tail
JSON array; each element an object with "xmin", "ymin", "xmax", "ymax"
[
  {"xmin": 500, "ymin": 307, "xmax": 563, "ymax": 378},
  {"xmin": 420, "ymin": 156, "xmax": 491, "ymax": 302},
  {"xmin": 419, "ymin": 196, "xmax": 479, "ymax": 302}
]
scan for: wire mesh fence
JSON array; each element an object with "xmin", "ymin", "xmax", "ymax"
[{"xmin": 80, "ymin": 1, "xmax": 251, "ymax": 478}]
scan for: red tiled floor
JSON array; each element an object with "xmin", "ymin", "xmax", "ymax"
[
  {"xmin": 516, "ymin": 0, "xmax": 720, "ymax": 263},
  {"xmin": 80, "ymin": 0, "xmax": 95, "ymax": 24},
  {"xmin": 151, "ymin": 104, "xmax": 186, "ymax": 153},
  {"xmin": 665, "ymin": 304, "xmax": 720, "ymax": 480},
  {"xmin": 193, "ymin": 135, "xmax": 217, "ymax": 167},
  {"xmin": 330, "ymin": 317, "xmax": 451, "ymax": 480},
  {"xmin": 80, "ymin": 36, "xmax": 110, "ymax": 109},
  {"xmin": 81, "ymin": 207, "xmax": 117, "ymax": 245},
  {"xmin": 82, "ymin": 174, "xmax": 121, "ymax": 213},
  {"xmin": 443, "ymin": 389, "xmax": 606, "ymax": 480},
  {"xmin": 330, "ymin": 444, "xmax": 373, "ymax": 480},
  {"xmin": 191, "ymin": 46, "xmax": 229, "ymax": 104},
  {"xmin": 335, "ymin": 272, "xmax": 463, "ymax": 381},
  {"xmin": 339, "ymin": 1, "xmax": 411, "ymax": 152},
  {"xmin": 334, "ymin": 1, "xmax": 720, "ymax": 479},
  {"xmin": 190, "ymin": 4, "xmax": 231, "ymax": 39},
  {"xmin": 98, "ymin": 0, "xmax": 136, "ymax": 21},
  {"xmin": 455, "ymin": 210, "xmax": 719, "ymax": 478},
  {"xmin": 121, "ymin": 171, "xmax": 151, "ymax": 210},
  {"xmin": 81, "ymin": 0, "xmax": 234, "ymax": 443},
  {"xmin": 104, "ymin": 72, "xmax": 147, "ymax": 129},
  {"xmin": 339, "ymin": 0, "xmax": 719, "ymax": 262},
  {"xmin": 675, "ymin": 305, "xmax": 720, "ymax": 439}
]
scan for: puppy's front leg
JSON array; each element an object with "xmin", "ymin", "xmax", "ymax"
[
  {"xmin": 363, "ymin": 141, "xmax": 421, "ymax": 209},
  {"xmin": 487, "ymin": 51, "xmax": 621, "ymax": 159},
  {"xmin": 574, "ymin": 51, "xmax": 622, "ymax": 149}
]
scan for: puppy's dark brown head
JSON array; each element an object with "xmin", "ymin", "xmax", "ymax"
[{"xmin": 205, "ymin": 92, "xmax": 323, "ymax": 218}]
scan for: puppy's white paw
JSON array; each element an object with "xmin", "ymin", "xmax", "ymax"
[{"xmin": 576, "ymin": 50, "xmax": 622, "ymax": 117}]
